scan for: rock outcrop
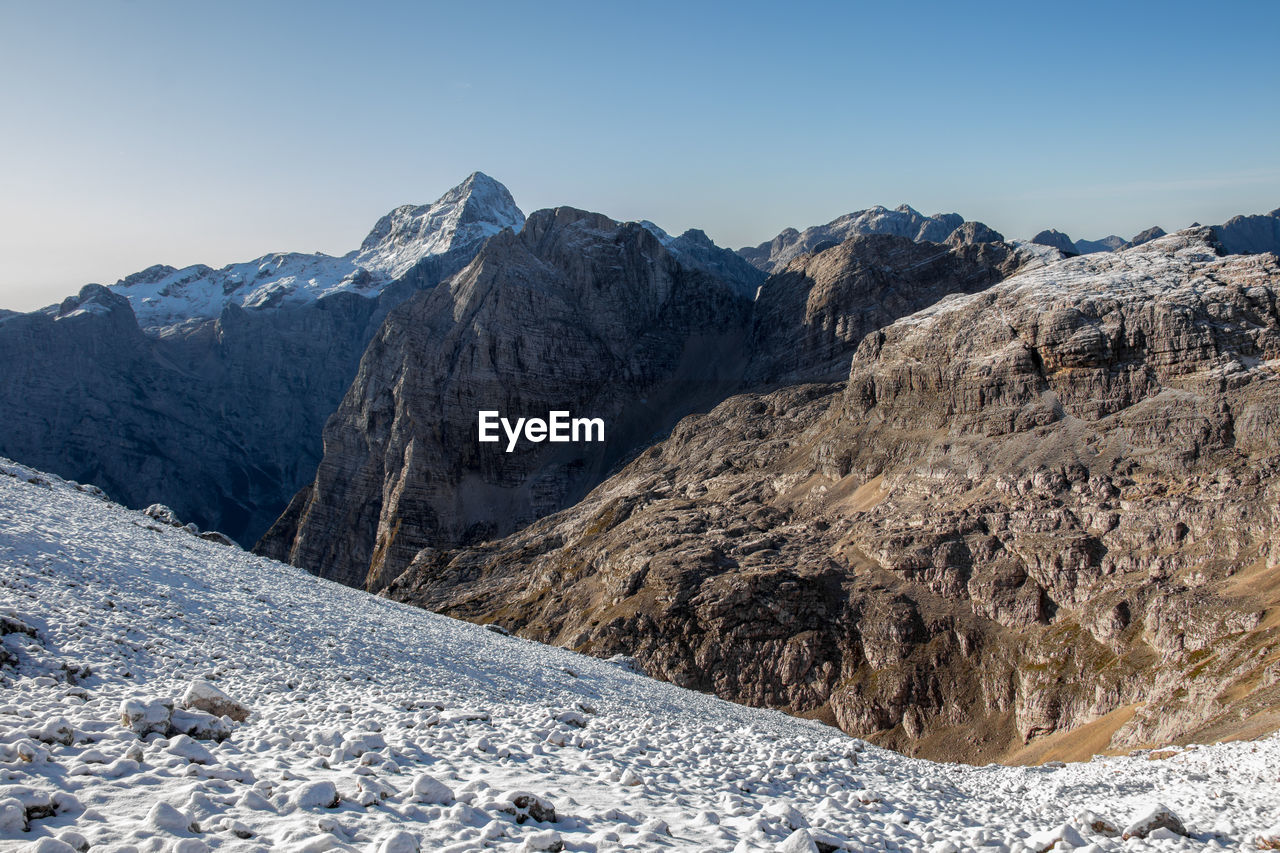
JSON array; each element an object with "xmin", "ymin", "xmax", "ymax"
[
  {"xmin": 264, "ymin": 221, "xmax": 1040, "ymax": 589},
  {"xmin": 1126, "ymin": 225, "xmax": 1167, "ymax": 247},
  {"xmin": 383, "ymin": 230, "xmax": 1280, "ymax": 762},
  {"xmin": 945, "ymin": 221, "xmax": 1005, "ymax": 247}
]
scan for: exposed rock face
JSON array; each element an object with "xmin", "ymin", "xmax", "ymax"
[
  {"xmin": 383, "ymin": 230, "xmax": 1280, "ymax": 762},
  {"xmin": 258, "ymin": 207, "xmax": 756, "ymax": 589},
  {"xmin": 1030, "ymin": 228, "xmax": 1078, "ymax": 255},
  {"xmin": 267, "ymin": 223, "xmax": 1040, "ymax": 588},
  {"xmin": 0, "ymin": 283, "xmax": 392, "ymax": 544},
  {"xmin": 637, "ymin": 222, "xmax": 766, "ymax": 298},
  {"xmin": 738, "ymin": 205, "xmax": 1001, "ymax": 273},
  {"xmin": 1214, "ymin": 209, "xmax": 1280, "ymax": 255},
  {"xmin": 945, "ymin": 221, "xmax": 1005, "ymax": 246},
  {"xmin": 0, "ymin": 175, "xmax": 524, "ymax": 545},
  {"xmin": 747, "ymin": 234, "xmax": 1032, "ymax": 383}
]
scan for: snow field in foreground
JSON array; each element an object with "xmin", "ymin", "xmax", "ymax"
[{"xmin": 0, "ymin": 459, "xmax": 1277, "ymax": 852}]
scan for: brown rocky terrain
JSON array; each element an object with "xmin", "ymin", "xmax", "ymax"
[
  {"xmin": 382, "ymin": 229, "xmax": 1280, "ymax": 763},
  {"xmin": 262, "ymin": 219, "xmax": 1036, "ymax": 592}
]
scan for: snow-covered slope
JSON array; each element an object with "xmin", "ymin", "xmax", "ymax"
[
  {"xmin": 1, "ymin": 460, "xmax": 1278, "ymax": 853},
  {"xmin": 109, "ymin": 173, "xmax": 524, "ymax": 332}
]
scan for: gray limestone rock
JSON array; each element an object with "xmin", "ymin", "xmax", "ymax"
[
  {"xmin": 746, "ymin": 234, "xmax": 1030, "ymax": 384},
  {"xmin": 380, "ymin": 229, "xmax": 1280, "ymax": 762}
]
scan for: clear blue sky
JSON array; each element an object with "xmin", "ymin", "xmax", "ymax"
[{"xmin": 2, "ymin": 0, "xmax": 1277, "ymax": 310}]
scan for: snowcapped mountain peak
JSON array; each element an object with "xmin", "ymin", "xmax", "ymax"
[
  {"xmin": 110, "ymin": 174, "xmax": 524, "ymax": 332},
  {"xmin": 356, "ymin": 172, "xmax": 525, "ymax": 278}
]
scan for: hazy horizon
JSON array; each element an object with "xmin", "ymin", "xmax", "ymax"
[{"xmin": 3, "ymin": 0, "xmax": 1278, "ymax": 312}]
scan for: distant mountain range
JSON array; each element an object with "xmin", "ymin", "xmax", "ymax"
[{"xmin": 738, "ymin": 204, "xmax": 1006, "ymax": 273}]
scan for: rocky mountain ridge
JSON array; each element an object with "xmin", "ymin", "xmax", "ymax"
[
  {"xmin": 745, "ymin": 234, "xmax": 1035, "ymax": 384},
  {"xmin": 256, "ymin": 206, "xmax": 763, "ymax": 589},
  {"xmin": 2, "ymin": 180, "xmax": 1278, "ymax": 765},
  {"xmin": 1033, "ymin": 208, "xmax": 1280, "ymax": 258},
  {"xmin": 379, "ymin": 229, "xmax": 1280, "ymax": 762},
  {"xmin": 261, "ymin": 212, "xmax": 1045, "ymax": 590},
  {"xmin": 737, "ymin": 204, "xmax": 1006, "ymax": 273},
  {"xmin": 111, "ymin": 172, "xmax": 523, "ymax": 332}
]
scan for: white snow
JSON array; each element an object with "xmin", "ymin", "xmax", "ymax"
[
  {"xmin": 108, "ymin": 172, "xmax": 524, "ymax": 333},
  {"xmin": 0, "ymin": 457, "xmax": 1277, "ymax": 851}
]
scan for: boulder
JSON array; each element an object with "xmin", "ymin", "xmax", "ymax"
[
  {"xmin": 1027, "ymin": 823, "xmax": 1087, "ymax": 852},
  {"xmin": 499, "ymin": 791, "xmax": 556, "ymax": 824},
  {"xmin": 375, "ymin": 831, "xmax": 421, "ymax": 853},
  {"xmin": 0, "ymin": 797, "xmax": 27, "ymax": 833},
  {"xmin": 778, "ymin": 829, "xmax": 820, "ymax": 853},
  {"xmin": 291, "ymin": 780, "xmax": 340, "ymax": 810},
  {"xmin": 120, "ymin": 696, "xmax": 174, "ymax": 736},
  {"xmin": 181, "ymin": 679, "xmax": 250, "ymax": 722},
  {"xmin": 144, "ymin": 504, "xmax": 183, "ymax": 526},
  {"xmin": 1122, "ymin": 803, "xmax": 1188, "ymax": 839},
  {"xmin": 409, "ymin": 773, "xmax": 454, "ymax": 805},
  {"xmin": 145, "ymin": 801, "xmax": 198, "ymax": 834},
  {"xmin": 522, "ymin": 829, "xmax": 563, "ymax": 852}
]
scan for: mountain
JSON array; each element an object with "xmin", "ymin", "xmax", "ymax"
[
  {"xmin": 746, "ymin": 234, "xmax": 1035, "ymax": 384},
  {"xmin": 256, "ymin": 207, "xmax": 758, "ymax": 589},
  {"xmin": 637, "ymin": 220, "xmax": 766, "ymax": 297},
  {"xmin": 0, "ymin": 173, "xmax": 524, "ymax": 546},
  {"xmin": 1030, "ymin": 228, "xmax": 1078, "ymax": 255},
  {"xmin": 738, "ymin": 205, "xmax": 1004, "ymax": 273},
  {"xmin": 7, "ymin": 459, "xmax": 1278, "ymax": 850},
  {"xmin": 261, "ymin": 220, "xmax": 1040, "ymax": 592},
  {"xmin": 113, "ymin": 172, "xmax": 523, "ymax": 332},
  {"xmin": 379, "ymin": 228, "xmax": 1280, "ymax": 763},
  {"xmin": 1213, "ymin": 208, "xmax": 1280, "ymax": 255},
  {"xmin": 1073, "ymin": 234, "xmax": 1127, "ymax": 254},
  {"xmin": 1127, "ymin": 225, "xmax": 1167, "ymax": 247},
  {"xmin": 1075, "ymin": 227, "xmax": 1167, "ymax": 254}
]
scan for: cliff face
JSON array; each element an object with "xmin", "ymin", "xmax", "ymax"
[
  {"xmin": 264, "ymin": 222, "xmax": 1038, "ymax": 589},
  {"xmin": 1214, "ymin": 209, "xmax": 1280, "ymax": 255},
  {"xmin": 258, "ymin": 208, "xmax": 756, "ymax": 589},
  {"xmin": 747, "ymin": 234, "xmax": 1031, "ymax": 384},
  {"xmin": 382, "ymin": 230, "xmax": 1280, "ymax": 762},
  {"xmin": 0, "ymin": 283, "xmax": 395, "ymax": 544}
]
